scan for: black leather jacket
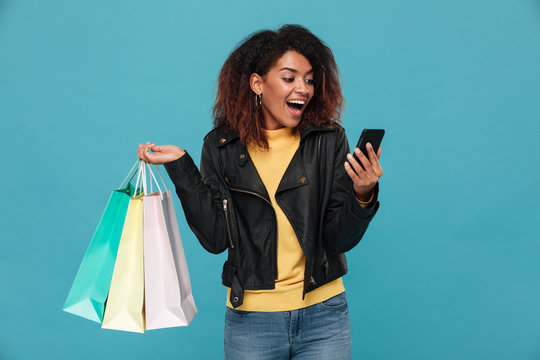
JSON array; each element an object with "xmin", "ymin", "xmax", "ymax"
[{"xmin": 164, "ymin": 123, "xmax": 380, "ymax": 308}]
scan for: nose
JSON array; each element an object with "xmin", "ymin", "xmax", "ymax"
[{"xmin": 295, "ymin": 79, "xmax": 308, "ymax": 96}]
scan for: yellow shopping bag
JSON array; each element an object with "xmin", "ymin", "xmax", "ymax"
[{"xmin": 102, "ymin": 162, "xmax": 146, "ymax": 333}]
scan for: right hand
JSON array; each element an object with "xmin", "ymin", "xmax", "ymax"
[{"xmin": 137, "ymin": 142, "xmax": 186, "ymax": 165}]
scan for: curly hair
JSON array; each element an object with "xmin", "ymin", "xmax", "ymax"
[{"xmin": 212, "ymin": 24, "xmax": 344, "ymax": 148}]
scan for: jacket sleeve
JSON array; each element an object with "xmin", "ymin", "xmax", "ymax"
[
  {"xmin": 164, "ymin": 137, "xmax": 229, "ymax": 254},
  {"xmin": 322, "ymin": 129, "xmax": 380, "ymax": 254}
]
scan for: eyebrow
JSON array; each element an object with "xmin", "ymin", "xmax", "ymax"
[{"xmin": 279, "ymin": 67, "xmax": 314, "ymax": 75}]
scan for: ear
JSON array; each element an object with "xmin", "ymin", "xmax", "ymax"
[{"xmin": 250, "ymin": 73, "xmax": 264, "ymax": 95}]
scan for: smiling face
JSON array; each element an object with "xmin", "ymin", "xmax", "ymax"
[{"xmin": 250, "ymin": 51, "xmax": 315, "ymax": 130}]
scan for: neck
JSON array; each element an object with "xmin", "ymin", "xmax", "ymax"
[{"xmin": 262, "ymin": 124, "xmax": 286, "ymax": 131}]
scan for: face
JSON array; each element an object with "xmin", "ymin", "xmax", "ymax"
[{"xmin": 252, "ymin": 51, "xmax": 315, "ymax": 130}]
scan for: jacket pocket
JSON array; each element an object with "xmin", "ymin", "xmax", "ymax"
[{"xmin": 222, "ymin": 198, "xmax": 235, "ymax": 248}]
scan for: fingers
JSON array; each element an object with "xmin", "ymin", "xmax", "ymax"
[
  {"xmin": 346, "ymin": 143, "xmax": 383, "ymax": 198},
  {"xmin": 346, "ymin": 143, "xmax": 383, "ymax": 184},
  {"xmin": 347, "ymin": 152, "xmax": 366, "ymax": 177},
  {"xmin": 366, "ymin": 143, "xmax": 377, "ymax": 163},
  {"xmin": 344, "ymin": 161, "xmax": 361, "ymax": 183},
  {"xmin": 136, "ymin": 143, "xmax": 186, "ymax": 165},
  {"xmin": 144, "ymin": 143, "xmax": 158, "ymax": 163},
  {"xmin": 138, "ymin": 143, "xmax": 147, "ymax": 162},
  {"xmin": 137, "ymin": 144, "xmax": 145, "ymax": 161},
  {"xmin": 137, "ymin": 142, "xmax": 155, "ymax": 163},
  {"xmin": 365, "ymin": 143, "xmax": 383, "ymax": 178},
  {"xmin": 353, "ymin": 148, "xmax": 372, "ymax": 173}
]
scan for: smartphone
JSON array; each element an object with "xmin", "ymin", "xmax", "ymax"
[{"xmin": 352, "ymin": 129, "xmax": 385, "ymax": 170}]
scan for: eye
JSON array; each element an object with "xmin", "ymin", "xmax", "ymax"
[
  {"xmin": 305, "ymin": 79, "xmax": 314, "ymax": 85},
  {"xmin": 283, "ymin": 78, "xmax": 294, "ymax": 82}
]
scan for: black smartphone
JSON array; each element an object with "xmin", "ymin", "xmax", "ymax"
[{"xmin": 352, "ymin": 129, "xmax": 385, "ymax": 170}]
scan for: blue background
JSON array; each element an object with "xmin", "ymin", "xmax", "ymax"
[{"xmin": 1, "ymin": 0, "xmax": 540, "ymax": 359}]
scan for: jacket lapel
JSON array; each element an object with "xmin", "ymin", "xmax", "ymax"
[
  {"xmin": 216, "ymin": 123, "xmax": 335, "ymax": 200},
  {"xmin": 277, "ymin": 124, "xmax": 334, "ymax": 194},
  {"xmin": 276, "ymin": 148, "xmax": 309, "ymax": 194},
  {"xmin": 224, "ymin": 140, "xmax": 271, "ymax": 202}
]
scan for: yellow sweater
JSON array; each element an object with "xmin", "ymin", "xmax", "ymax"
[{"xmin": 226, "ymin": 127, "xmax": 370, "ymax": 311}]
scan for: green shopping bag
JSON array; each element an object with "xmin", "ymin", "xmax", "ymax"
[{"xmin": 63, "ymin": 161, "xmax": 138, "ymax": 323}]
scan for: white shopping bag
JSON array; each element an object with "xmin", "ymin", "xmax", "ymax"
[{"xmin": 143, "ymin": 164, "xmax": 197, "ymax": 330}]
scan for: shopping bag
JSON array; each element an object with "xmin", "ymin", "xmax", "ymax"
[
  {"xmin": 143, "ymin": 164, "xmax": 197, "ymax": 330},
  {"xmin": 63, "ymin": 161, "xmax": 138, "ymax": 323},
  {"xmin": 160, "ymin": 185, "xmax": 197, "ymax": 324},
  {"xmin": 101, "ymin": 161, "xmax": 146, "ymax": 333}
]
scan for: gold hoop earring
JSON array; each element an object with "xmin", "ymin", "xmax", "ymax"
[{"xmin": 255, "ymin": 93, "xmax": 262, "ymax": 108}]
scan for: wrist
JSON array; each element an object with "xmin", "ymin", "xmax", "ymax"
[
  {"xmin": 172, "ymin": 148, "xmax": 186, "ymax": 161},
  {"xmin": 355, "ymin": 190, "xmax": 374, "ymax": 203}
]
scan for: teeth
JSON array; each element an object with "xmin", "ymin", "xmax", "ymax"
[{"xmin": 287, "ymin": 100, "xmax": 305, "ymax": 105}]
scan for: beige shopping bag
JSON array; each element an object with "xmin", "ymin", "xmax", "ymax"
[{"xmin": 102, "ymin": 161, "xmax": 146, "ymax": 333}]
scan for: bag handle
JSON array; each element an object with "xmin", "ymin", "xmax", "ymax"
[
  {"xmin": 118, "ymin": 159, "xmax": 140, "ymax": 189},
  {"xmin": 154, "ymin": 165, "xmax": 169, "ymax": 192},
  {"xmin": 145, "ymin": 163, "xmax": 164, "ymax": 200},
  {"xmin": 133, "ymin": 160, "xmax": 145, "ymax": 198},
  {"xmin": 141, "ymin": 160, "xmax": 148, "ymax": 196},
  {"xmin": 123, "ymin": 160, "xmax": 166, "ymax": 199}
]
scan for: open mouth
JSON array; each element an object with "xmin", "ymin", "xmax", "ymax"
[{"xmin": 286, "ymin": 100, "xmax": 306, "ymax": 117}]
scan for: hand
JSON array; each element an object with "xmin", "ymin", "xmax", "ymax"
[
  {"xmin": 344, "ymin": 143, "xmax": 383, "ymax": 202},
  {"xmin": 137, "ymin": 142, "xmax": 186, "ymax": 165}
]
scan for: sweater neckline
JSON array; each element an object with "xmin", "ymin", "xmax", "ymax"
[{"xmin": 250, "ymin": 126, "xmax": 299, "ymax": 151}]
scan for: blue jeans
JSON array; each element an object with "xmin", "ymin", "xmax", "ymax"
[{"xmin": 224, "ymin": 292, "xmax": 351, "ymax": 360}]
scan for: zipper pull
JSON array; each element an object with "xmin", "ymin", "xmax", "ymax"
[
  {"xmin": 223, "ymin": 199, "xmax": 234, "ymax": 248},
  {"xmin": 310, "ymin": 276, "xmax": 316, "ymax": 286}
]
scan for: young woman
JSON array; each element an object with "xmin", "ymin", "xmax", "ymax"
[{"xmin": 137, "ymin": 24, "xmax": 382, "ymax": 360}]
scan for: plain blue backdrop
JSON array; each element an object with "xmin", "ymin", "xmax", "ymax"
[{"xmin": 1, "ymin": 0, "xmax": 540, "ymax": 359}]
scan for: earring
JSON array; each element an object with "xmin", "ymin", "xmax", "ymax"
[{"xmin": 255, "ymin": 93, "xmax": 262, "ymax": 108}]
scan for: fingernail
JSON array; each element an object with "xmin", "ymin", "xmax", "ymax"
[
  {"xmin": 354, "ymin": 148, "xmax": 360, "ymax": 154},
  {"xmin": 344, "ymin": 162, "xmax": 349, "ymax": 167},
  {"xmin": 347, "ymin": 153, "xmax": 353, "ymax": 160},
  {"xmin": 367, "ymin": 143, "xmax": 372, "ymax": 149}
]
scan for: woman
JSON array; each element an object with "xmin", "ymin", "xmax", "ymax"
[{"xmin": 137, "ymin": 25, "xmax": 382, "ymax": 360}]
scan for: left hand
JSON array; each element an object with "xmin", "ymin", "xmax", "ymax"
[{"xmin": 344, "ymin": 143, "xmax": 383, "ymax": 202}]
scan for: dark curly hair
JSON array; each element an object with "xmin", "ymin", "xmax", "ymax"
[{"xmin": 212, "ymin": 24, "xmax": 344, "ymax": 148}]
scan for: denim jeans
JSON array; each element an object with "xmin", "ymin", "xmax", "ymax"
[{"xmin": 224, "ymin": 292, "xmax": 351, "ymax": 360}]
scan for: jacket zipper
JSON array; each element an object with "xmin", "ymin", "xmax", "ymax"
[
  {"xmin": 311, "ymin": 134, "xmax": 321, "ymax": 289},
  {"xmin": 229, "ymin": 185, "xmax": 315, "ymax": 291},
  {"xmin": 222, "ymin": 199, "xmax": 234, "ymax": 248},
  {"xmin": 227, "ymin": 186, "xmax": 272, "ymax": 206},
  {"xmin": 227, "ymin": 186, "xmax": 278, "ymax": 280}
]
